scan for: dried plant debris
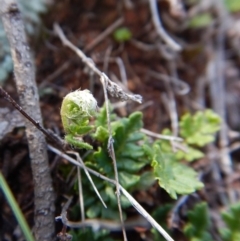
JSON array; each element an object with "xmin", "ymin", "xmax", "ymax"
[{"xmin": 0, "ymin": 0, "xmax": 50, "ymax": 82}]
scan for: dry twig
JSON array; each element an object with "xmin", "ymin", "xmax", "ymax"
[
  {"xmin": 54, "ymin": 23, "xmax": 135, "ymax": 241},
  {"xmin": 149, "ymin": 0, "xmax": 182, "ymax": 51},
  {"xmin": 49, "ymin": 145, "xmax": 175, "ymax": 241},
  {"xmin": 141, "ymin": 128, "xmax": 183, "ymax": 141},
  {"xmin": 84, "ymin": 17, "xmax": 124, "ymax": 52},
  {"xmin": 54, "ymin": 23, "xmax": 142, "ymax": 104},
  {"xmin": 67, "ymin": 151, "xmax": 107, "ymax": 208},
  {"xmin": 208, "ymin": 0, "xmax": 236, "ymax": 203},
  {"xmin": 100, "ymin": 74, "xmax": 128, "ymax": 241},
  {"xmin": 0, "ymin": 1, "xmax": 55, "ymax": 240},
  {"xmin": 56, "ymin": 198, "xmax": 150, "ymax": 231},
  {"xmin": 0, "ymin": 87, "xmax": 66, "ymax": 150}
]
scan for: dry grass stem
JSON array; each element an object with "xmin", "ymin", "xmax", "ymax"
[
  {"xmin": 54, "ymin": 23, "xmax": 142, "ymax": 103},
  {"xmin": 67, "ymin": 151, "xmax": 107, "ymax": 208},
  {"xmin": 141, "ymin": 128, "xmax": 183, "ymax": 141},
  {"xmin": 149, "ymin": 0, "xmax": 182, "ymax": 51},
  {"xmin": 49, "ymin": 145, "xmax": 175, "ymax": 241}
]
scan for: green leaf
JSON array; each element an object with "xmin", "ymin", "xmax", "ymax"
[
  {"xmin": 65, "ymin": 134, "xmax": 93, "ymax": 150},
  {"xmin": 86, "ymin": 204, "xmax": 101, "ymax": 218},
  {"xmin": 180, "ymin": 110, "xmax": 221, "ymax": 146},
  {"xmin": 93, "ymin": 126, "xmax": 109, "ymax": 142},
  {"xmin": 125, "ymin": 111, "xmax": 143, "ymax": 131},
  {"xmin": 127, "ymin": 132, "xmax": 145, "ymax": 142},
  {"xmin": 225, "ymin": 0, "xmax": 240, "ymax": 12},
  {"xmin": 117, "ymin": 157, "xmax": 147, "ymax": 173},
  {"xmin": 104, "ymin": 186, "xmax": 117, "ymax": 206},
  {"xmin": 220, "ymin": 202, "xmax": 240, "ymax": 241},
  {"xmin": 101, "ymin": 208, "xmax": 124, "ymax": 220},
  {"xmin": 93, "ymin": 147, "xmax": 113, "ymax": 175},
  {"xmin": 143, "ymin": 144, "xmax": 154, "ymax": 159},
  {"xmin": 119, "ymin": 194, "xmax": 131, "ymax": 208},
  {"xmin": 152, "ymin": 143, "xmax": 203, "ymax": 199},
  {"xmin": 176, "ymin": 146, "xmax": 204, "ymax": 162},
  {"xmin": 95, "ymin": 103, "xmax": 116, "ymax": 127},
  {"xmin": 184, "ymin": 202, "xmax": 213, "ymax": 241},
  {"xmin": 113, "ymin": 27, "xmax": 132, "ymax": 42},
  {"xmin": 121, "ymin": 142, "xmax": 144, "ymax": 158},
  {"xmin": 84, "ymin": 108, "xmax": 150, "ymax": 219},
  {"xmin": 70, "ymin": 125, "xmax": 93, "ymax": 135},
  {"xmin": 60, "ymin": 90, "xmax": 98, "ymax": 149},
  {"xmin": 119, "ymin": 172, "xmax": 140, "ymax": 189},
  {"xmin": 103, "ymin": 187, "xmax": 131, "ymax": 210},
  {"xmin": 189, "ymin": 13, "xmax": 213, "ymax": 28},
  {"xmin": 151, "ymin": 204, "xmax": 173, "ymax": 241},
  {"xmin": 136, "ymin": 171, "xmax": 156, "ymax": 190}
]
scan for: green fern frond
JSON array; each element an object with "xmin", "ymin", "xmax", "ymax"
[
  {"xmin": 151, "ymin": 141, "xmax": 203, "ymax": 199},
  {"xmin": 184, "ymin": 202, "xmax": 213, "ymax": 241},
  {"xmin": 180, "ymin": 109, "xmax": 221, "ymax": 147},
  {"xmin": 82, "ymin": 106, "xmax": 153, "ymax": 219},
  {"xmin": 60, "ymin": 89, "xmax": 97, "ymax": 149},
  {"xmin": 220, "ymin": 202, "xmax": 240, "ymax": 241}
]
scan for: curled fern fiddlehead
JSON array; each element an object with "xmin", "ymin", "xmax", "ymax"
[{"xmin": 60, "ymin": 89, "xmax": 97, "ymax": 149}]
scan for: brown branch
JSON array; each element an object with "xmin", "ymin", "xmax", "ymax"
[
  {"xmin": 0, "ymin": 1, "xmax": 55, "ymax": 240},
  {"xmin": 84, "ymin": 17, "xmax": 124, "ymax": 52},
  {"xmin": 56, "ymin": 198, "xmax": 151, "ymax": 231},
  {"xmin": 0, "ymin": 87, "xmax": 66, "ymax": 150},
  {"xmin": 54, "ymin": 23, "xmax": 142, "ymax": 104}
]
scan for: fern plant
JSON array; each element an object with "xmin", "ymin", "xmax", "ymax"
[
  {"xmin": 60, "ymin": 90, "xmax": 221, "ymax": 204},
  {"xmin": 184, "ymin": 202, "xmax": 214, "ymax": 241},
  {"xmin": 157, "ymin": 109, "xmax": 221, "ymax": 162},
  {"xmin": 60, "ymin": 89, "xmax": 97, "ymax": 150},
  {"xmin": 220, "ymin": 202, "xmax": 240, "ymax": 241},
  {"xmin": 60, "ymin": 91, "xmax": 154, "ymax": 220},
  {"xmin": 144, "ymin": 141, "xmax": 204, "ymax": 199},
  {"xmin": 142, "ymin": 109, "xmax": 221, "ymax": 199},
  {"xmin": 151, "ymin": 204, "xmax": 173, "ymax": 241},
  {"xmin": 83, "ymin": 107, "xmax": 153, "ymax": 220},
  {"xmin": 184, "ymin": 202, "xmax": 240, "ymax": 241},
  {"xmin": 60, "ymin": 90, "xmax": 222, "ymax": 241}
]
